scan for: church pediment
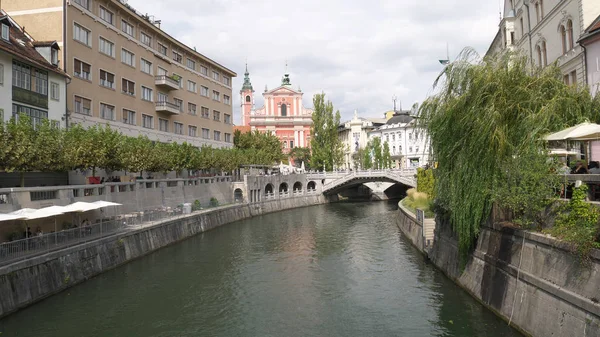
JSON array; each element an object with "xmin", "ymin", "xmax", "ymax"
[{"xmin": 265, "ymin": 86, "xmax": 301, "ymax": 95}]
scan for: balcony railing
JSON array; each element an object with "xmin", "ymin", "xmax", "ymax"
[
  {"xmin": 154, "ymin": 75, "xmax": 180, "ymax": 90},
  {"xmin": 155, "ymin": 101, "xmax": 181, "ymax": 115}
]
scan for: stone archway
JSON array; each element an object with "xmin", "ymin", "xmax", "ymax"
[
  {"xmin": 265, "ymin": 183, "xmax": 274, "ymax": 197},
  {"xmin": 293, "ymin": 181, "xmax": 303, "ymax": 192},
  {"xmin": 234, "ymin": 188, "xmax": 244, "ymax": 203},
  {"xmin": 307, "ymin": 181, "xmax": 316, "ymax": 191},
  {"xmin": 279, "ymin": 182, "xmax": 288, "ymax": 193}
]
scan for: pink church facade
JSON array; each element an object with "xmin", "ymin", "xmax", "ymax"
[{"xmin": 240, "ymin": 67, "xmax": 313, "ymax": 153}]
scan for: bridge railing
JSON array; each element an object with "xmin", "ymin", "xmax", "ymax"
[{"xmin": 319, "ymin": 168, "xmax": 418, "ymax": 192}]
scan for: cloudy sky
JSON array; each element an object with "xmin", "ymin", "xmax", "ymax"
[{"xmin": 128, "ymin": 0, "xmax": 501, "ymax": 123}]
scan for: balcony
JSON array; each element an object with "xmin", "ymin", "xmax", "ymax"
[
  {"xmin": 154, "ymin": 75, "xmax": 180, "ymax": 90},
  {"xmin": 155, "ymin": 101, "xmax": 181, "ymax": 115}
]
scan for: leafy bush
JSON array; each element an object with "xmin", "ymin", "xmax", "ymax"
[
  {"xmin": 546, "ymin": 185, "xmax": 600, "ymax": 258},
  {"xmin": 403, "ymin": 188, "xmax": 434, "ymax": 218},
  {"xmin": 417, "ymin": 168, "xmax": 435, "ymax": 199},
  {"xmin": 192, "ymin": 199, "xmax": 202, "ymax": 211},
  {"xmin": 209, "ymin": 197, "xmax": 219, "ymax": 207}
]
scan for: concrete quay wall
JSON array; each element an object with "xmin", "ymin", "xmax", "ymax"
[
  {"xmin": 0, "ymin": 194, "xmax": 327, "ymax": 318},
  {"xmin": 396, "ymin": 205, "xmax": 600, "ymax": 337}
]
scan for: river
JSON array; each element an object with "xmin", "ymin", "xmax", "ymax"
[{"xmin": 0, "ymin": 201, "xmax": 522, "ymax": 337}]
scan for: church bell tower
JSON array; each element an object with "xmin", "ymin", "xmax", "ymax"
[{"xmin": 240, "ymin": 64, "xmax": 254, "ymax": 126}]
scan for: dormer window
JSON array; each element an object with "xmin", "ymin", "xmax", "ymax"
[
  {"xmin": 1, "ymin": 24, "xmax": 9, "ymax": 41},
  {"xmin": 51, "ymin": 48, "xmax": 59, "ymax": 66}
]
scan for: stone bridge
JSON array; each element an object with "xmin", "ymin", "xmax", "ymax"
[{"xmin": 307, "ymin": 169, "xmax": 417, "ymax": 195}]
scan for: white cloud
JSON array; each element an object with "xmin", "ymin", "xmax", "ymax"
[{"xmin": 127, "ymin": 0, "xmax": 500, "ymax": 123}]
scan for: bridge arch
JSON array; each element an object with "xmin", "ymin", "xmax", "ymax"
[
  {"xmin": 234, "ymin": 188, "xmax": 244, "ymax": 203},
  {"xmin": 307, "ymin": 181, "xmax": 316, "ymax": 191},
  {"xmin": 265, "ymin": 183, "xmax": 274, "ymax": 195},
  {"xmin": 279, "ymin": 182, "xmax": 288, "ymax": 193},
  {"xmin": 293, "ymin": 181, "xmax": 303, "ymax": 192}
]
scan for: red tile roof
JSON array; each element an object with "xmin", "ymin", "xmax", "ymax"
[
  {"xmin": 234, "ymin": 125, "xmax": 252, "ymax": 134},
  {"xmin": 590, "ymin": 20, "xmax": 600, "ymax": 34},
  {"xmin": 0, "ymin": 13, "xmax": 68, "ymax": 77}
]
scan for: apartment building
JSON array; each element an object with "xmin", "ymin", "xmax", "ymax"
[
  {"xmin": 0, "ymin": 12, "xmax": 68, "ymax": 127},
  {"xmin": 487, "ymin": 0, "xmax": 600, "ymax": 86},
  {"xmin": 5, "ymin": 0, "xmax": 236, "ymax": 147},
  {"xmin": 337, "ymin": 111, "xmax": 386, "ymax": 170}
]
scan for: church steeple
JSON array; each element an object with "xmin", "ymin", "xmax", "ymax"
[
  {"xmin": 281, "ymin": 61, "xmax": 291, "ymax": 86},
  {"xmin": 241, "ymin": 63, "xmax": 253, "ymax": 91}
]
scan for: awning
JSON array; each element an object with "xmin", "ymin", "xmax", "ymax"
[
  {"xmin": 62, "ymin": 202, "xmax": 103, "ymax": 213},
  {"xmin": 7, "ymin": 207, "xmax": 64, "ymax": 220},
  {"xmin": 0, "ymin": 214, "xmax": 27, "ymax": 222},
  {"xmin": 91, "ymin": 201, "xmax": 121, "ymax": 208},
  {"xmin": 545, "ymin": 122, "xmax": 600, "ymax": 141}
]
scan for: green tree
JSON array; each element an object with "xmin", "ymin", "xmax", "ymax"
[
  {"xmin": 120, "ymin": 135, "xmax": 154, "ymax": 176},
  {"xmin": 419, "ymin": 48, "xmax": 600, "ymax": 258},
  {"xmin": 2, "ymin": 114, "xmax": 36, "ymax": 186},
  {"xmin": 371, "ymin": 137, "xmax": 383, "ymax": 169},
  {"xmin": 33, "ymin": 119, "xmax": 64, "ymax": 173},
  {"xmin": 382, "ymin": 141, "xmax": 392, "ymax": 169},
  {"xmin": 98, "ymin": 125, "xmax": 125, "ymax": 174},
  {"xmin": 289, "ymin": 147, "xmax": 311, "ymax": 169},
  {"xmin": 64, "ymin": 124, "xmax": 104, "ymax": 177},
  {"xmin": 310, "ymin": 93, "xmax": 344, "ymax": 171}
]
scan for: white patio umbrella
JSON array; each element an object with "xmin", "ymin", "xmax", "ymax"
[
  {"xmin": 301, "ymin": 161, "xmax": 306, "ymax": 172},
  {"xmin": 545, "ymin": 122, "xmax": 600, "ymax": 141},
  {"xmin": 92, "ymin": 201, "xmax": 122, "ymax": 234}
]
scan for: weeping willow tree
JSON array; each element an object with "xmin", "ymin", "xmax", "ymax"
[{"xmin": 419, "ymin": 48, "xmax": 600, "ymax": 258}]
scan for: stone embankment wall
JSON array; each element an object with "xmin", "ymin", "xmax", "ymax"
[
  {"xmin": 396, "ymin": 205, "xmax": 600, "ymax": 337},
  {"xmin": 0, "ymin": 195, "xmax": 327, "ymax": 318}
]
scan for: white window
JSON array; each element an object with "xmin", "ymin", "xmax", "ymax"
[
  {"xmin": 100, "ymin": 103, "xmax": 115, "ymax": 120},
  {"xmin": 74, "ymin": 96, "xmax": 91, "ymax": 115},
  {"xmin": 0, "ymin": 64, "xmax": 5, "ymax": 85},
  {"xmin": 158, "ymin": 92, "xmax": 168, "ymax": 102},
  {"xmin": 51, "ymin": 49, "xmax": 58, "ymax": 66},
  {"xmin": 201, "ymin": 86, "xmax": 209, "ymax": 97},
  {"xmin": 201, "ymin": 106, "xmax": 209, "ymax": 118},
  {"xmin": 213, "ymin": 110, "xmax": 220, "ymax": 121},
  {"xmin": 141, "ymin": 86, "xmax": 153, "ymax": 101},
  {"xmin": 186, "ymin": 58, "xmax": 196, "ymax": 70},
  {"xmin": 223, "ymin": 77, "xmax": 230, "ymax": 86},
  {"xmin": 174, "ymin": 122, "xmax": 183, "ymax": 135},
  {"xmin": 159, "ymin": 118, "xmax": 168, "ymax": 132},
  {"xmin": 99, "ymin": 37, "xmax": 115, "ymax": 57},
  {"xmin": 121, "ymin": 49, "xmax": 135, "ymax": 67},
  {"xmin": 212, "ymin": 90, "xmax": 220, "ymax": 101},
  {"xmin": 142, "ymin": 114, "xmax": 153, "ymax": 129},
  {"xmin": 174, "ymin": 98, "xmax": 183, "ymax": 112},
  {"xmin": 73, "ymin": 0, "xmax": 89, "ymax": 9},
  {"xmin": 188, "ymin": 125, "xmax": 197, "ymax": 137},
  {"xmin": 50, "ymin": 82, "xmax": 60, "ymax": 100},
  {"xmin": 173, "ymin": 73, "xmax": 183, "ymax": 87},
  {"xmin": 187, "ymin": 80, "xmax": 196, "ymax": 93},
  {"xmin": 225, "ymin": 133, "xmax": 232, "ymax": 143},
  {"xmin": 172, "ymin": 51, "xmax": 182, "ymax": 63},
  {"xmin": 214, "ymin": 131, "xmax": 221, "ymax": 141},
  {"xmin": 99, "ymin": 69, "xmax": 115, "ymax": 89},
  {"xmin": 224, "ymin": 114, "xmax": 231, "ymax": 124},
  {"xmin": 121, "ymin": 20, "xmax": 134, "ymax": 37},
  {"xmin": 141, "ymin": 58, "xmax": 152, "ymax": 75},
  {"xmin": 73, "ymin": 23, "xmax": 91, "ymax": 46},
  {"xmin": 157, "ymin": 67, "xmax": 167, "ymax": 76},
  {"xmin": 122, "ymin": 78, "xmax": 135, "ymax": 96},
  {"xmin": 74, "ymin": 59, "xmax": 91, "ymax": 80},
  {"xmin": 200, "ymin": 66, "xmax": 208, "ymax": 76},
  {"xmin": 202, "ymin": 128, "xmax": 210, "ymax": 139},
  {"xmin": 123, "ymin": 109, "xmax": 135, "ymax": 125},
  {"xmin": 188, "ymin": 102, "xmax": 197, "ymax": 115},
  {"xmin": 1, "ymin": 24, "xmax": 9, "ymax": 41},
  {"xmin": 99, "ymin": 6, "xmax": 113, "ymax": 24},
  {"xmin": 224, "ymin": 95, "xmax": 230, "ymax": 105},
  {"xmin": 212, "ymin": 71, "xmax": 219, "ymax": 81},
  {"xmin": 158, "ymin": 43, "xmax": 167, "ymax": 56},
  {"xmin": 140, "ymin": 32, "xmax": 152, "ymax": 47}
]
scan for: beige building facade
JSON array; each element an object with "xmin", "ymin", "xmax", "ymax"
[
  {"xmin": 5, "ymin": 0, "xmax": 236, "ymax": 148},
  {"xmin": 487, "ymin": 0, "xmax": 600, "ymax": 86}
]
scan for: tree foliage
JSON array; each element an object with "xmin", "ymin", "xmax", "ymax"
[
  {"xmin": 310, "ymin": 93, "xmax": 344, "ymax": 171},
  {"xmin": 289, "ymin": 147, "xmax": 311, "ymax": 169},
  {"xmin": 419, "ymin": 48, "xmax": 600, "ymax": 258}
]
